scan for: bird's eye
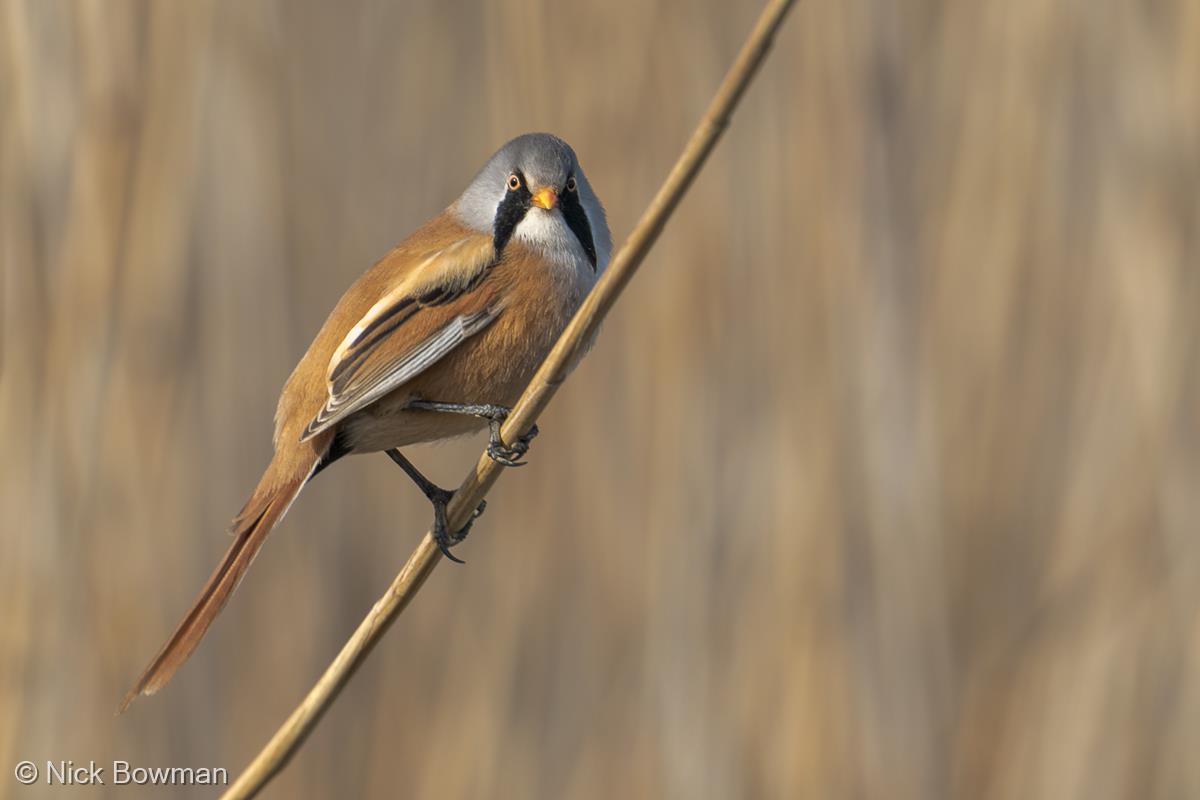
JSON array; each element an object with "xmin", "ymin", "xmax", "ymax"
[
  {"xmin": 565, "ymin": 176, "xmax": 577, "ymax": 192},
  {"xmin": 507, "ymin": 174, "xmax": 522, "ymax": 191}
]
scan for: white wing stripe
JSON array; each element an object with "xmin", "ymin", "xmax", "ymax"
[{"xmin": 300, "ymin": 308, "xmax": 501, "ymax": 440}]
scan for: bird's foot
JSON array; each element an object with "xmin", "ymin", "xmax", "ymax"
[
  {"xmin": 428, "ymin": 486, "xmax": 487, "ymax": 564},
  {"xmin": 404, "ymin": 400, "xmax": 540, "ymax": 468},
  {"xmin": 386, "ymin": 449, "xmax": 486, "ymax": 564},
  {"xmin": 486, "ymin": 418, "xmax": 539, "ymax": 467}
]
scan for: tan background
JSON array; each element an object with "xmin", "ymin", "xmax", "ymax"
[{"xmin": 3, "ymin": 1, "xmax": 1199, "ymax": 798}]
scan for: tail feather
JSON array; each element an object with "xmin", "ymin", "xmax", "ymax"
[{"xmin": 119, "ymin": 465, "xmax": 313, "ymax": 712}]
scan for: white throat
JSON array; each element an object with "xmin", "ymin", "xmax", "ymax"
[{"xmin": 513, "ymin": 208, "xmax": 599, "ymax": 284}]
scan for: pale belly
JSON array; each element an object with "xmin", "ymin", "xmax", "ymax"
[{"xmin": 339, "ymin": 405, "xmax": 492, "ymax": 451}]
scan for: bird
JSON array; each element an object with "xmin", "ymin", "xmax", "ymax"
[{"xmin": 120, "ymin": 132, "xmax": 611, "ymax": 711}]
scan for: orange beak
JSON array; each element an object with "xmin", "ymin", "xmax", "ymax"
[{"xmin": 531, "ymin": 187, "xmax": 558, "ymax": 210}]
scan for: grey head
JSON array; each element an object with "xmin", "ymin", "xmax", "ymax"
[{"xmin": 452, "ymin": 133, "xmax": 612, "ymax": 274}]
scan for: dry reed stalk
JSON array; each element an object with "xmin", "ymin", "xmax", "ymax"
[{"xmin": 220, "ymin": 0, "xmax": 798, "ymax": 796}]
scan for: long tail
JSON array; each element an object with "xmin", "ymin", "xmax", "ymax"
[{"xmin": 119, "ymin": 455, "xmax": 318, "ymax": 712}]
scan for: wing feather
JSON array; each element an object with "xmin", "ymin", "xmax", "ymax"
[{"xmin": 299, "ymin": 234, "xmax": 501, "ymax": 441}]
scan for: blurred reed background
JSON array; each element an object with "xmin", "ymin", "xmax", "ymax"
[{"xmin": 2, "ymin": 1, "xmax": 1199, "ymax": 798}]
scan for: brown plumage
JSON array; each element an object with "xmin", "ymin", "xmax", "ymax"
[
  {"xmin": 120, "ymin": 133, "xmax": 610, "ymax": 710},
  {"xmin": 117, "ymin": 466, "xmax": 312, "ymax": 711}
]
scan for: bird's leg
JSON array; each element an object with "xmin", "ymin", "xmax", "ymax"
[
  {"xmin": 405, "ymin": 400, "xmax": 540, "ymax": 468},
  {"xmin": 385, "ymin": 448, "xmax": 485, "ymax": 564}
]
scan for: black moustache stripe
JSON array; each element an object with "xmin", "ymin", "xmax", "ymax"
[
  {"xmin": 560, "ymin": 188, "xmax": 597, "ymax": 270},
  {"xmin": 492, "ymin": 174, "xmax": 532, "ymax": 255}
]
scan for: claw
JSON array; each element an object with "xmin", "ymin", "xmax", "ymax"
[
  {"xmin": 387, "ymin": 447, "xmax": 488, "ymax": 565},
  {"xmin": 486, "ymin": 420, "xmax": 539, "ymax": 467},
  {"xmin": 429, "ymin": 490, "xmax": 487, "ymax": 565}
]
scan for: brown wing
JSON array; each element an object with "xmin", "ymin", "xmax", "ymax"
[{"xmin": 299, "ymin": 232, "xmax": 502, "ymax": 440}]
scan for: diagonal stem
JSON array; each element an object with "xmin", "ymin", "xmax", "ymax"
[{"xmin": 220, "ymin": 1, "xmax": 800, "ymax": 796}]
